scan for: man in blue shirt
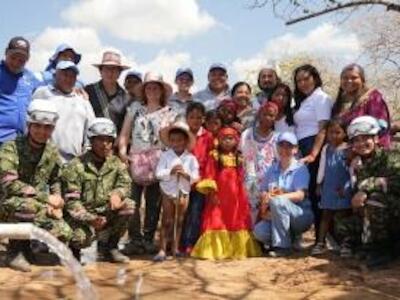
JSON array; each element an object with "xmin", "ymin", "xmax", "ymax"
[{"xmin": 0, "ymin": 36, "xmax": 41, "ymax": 145}]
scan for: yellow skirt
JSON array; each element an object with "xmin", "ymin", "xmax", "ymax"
[{"xmin": 191, "ymin": 230, "xmax": 262, "ymax": 260}]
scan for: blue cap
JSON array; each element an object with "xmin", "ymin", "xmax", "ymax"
[
  {"xmin": 175, "ymin": 67, "xmax": 194, "ymax": 80},
  {"xmin": 50, "ymin": 44, "xmax": 81, "ymax": 65},
  {"xmin": 209, "ymin": 63, "xmax": 227, "ymax": 73},
  {"xmin": 125, "ymin": 70, "xmax": 143, "ymax": 82},
  {"xmin": 55, "ymin": 61, "xmax": 79, "ymax": 74},
  {"xmin": 277, "ymin": 132, "xmax": 298, "ymax": 146}
]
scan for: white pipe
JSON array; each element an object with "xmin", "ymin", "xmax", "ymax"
[
  {"xmin": 0, "ymin": 223, "xmax": 34, "ymax": 239},
  {"xmin": 0, "ymin": 223, "xmax": 97, "ymax": 300}
]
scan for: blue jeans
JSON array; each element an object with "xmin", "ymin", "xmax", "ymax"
[
  {"xmin": 181, "ymin": 190, "xmax": 205, "ymax": 248},
  {"xmin": 253, "ymin": 197, "xmax": 314, "ymax": 249}
]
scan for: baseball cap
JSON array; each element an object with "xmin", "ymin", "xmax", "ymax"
[
  {"xmin": 277, "ymin": 132, "xmax": 298, "ymax": 146},
  {"xmin": 208, "ymin": 63, "xmax": 227, "ymax": 73},
  {"xmin": 55, "ymin": 61, "xmax": 79, "ymax": 74},
  {"xmin": 125, "ymin": 70, "xmax": 143, "ymax": 82},
  {"xmin": 175, "ymin": 67, "xmax": 194, "ymax": 80},
  {"xmin": 347, "ymin": 116, "xmax": 381, "ymax": 140},
  {"xmin": 6, "ymin": 36, "xmax": 30, "ymax": 58}
]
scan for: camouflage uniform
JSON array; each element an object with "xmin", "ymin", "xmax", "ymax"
[
  {"xmin": 0, "ymin": 136, "xmax": 73, "ymax": 242},
  {"xmin": 336, "ymin": 149, "xmax": 400, "ymax": 255},
  {"xmin": 62, "ymin": 151, "xmax": 134, "ymax": 250}
]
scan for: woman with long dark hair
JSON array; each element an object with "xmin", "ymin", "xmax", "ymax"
[
  {"xmin": 332, "ymin": 63, "xmax": 391, "ymax": 148},
  {"xmin": 293, "ymin": 64, "xmax": 333, "ymax": 241}
]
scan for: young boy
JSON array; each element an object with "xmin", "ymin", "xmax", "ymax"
[
  {"xmin": 180, "ymin": 102, "xmax": 214, "ymax": 254},
  {"xmin": 0, "ymin": 99, "xmax": 72, "ymax": 272},
  {"xmin": 155, "ymin": 121, "xmax": 199, "ymax": 261},
  {"xmin": 62, "ymin": 118, "xmax": 134, "ymax": 263},
  {"xmin": 338, "ymin": 116, "xmax": 400, "ymax": 268}
]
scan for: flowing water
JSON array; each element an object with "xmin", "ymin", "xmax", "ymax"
[{"xmin": 29, "ymin": 225, "xmax": 98, "ymax": 300}]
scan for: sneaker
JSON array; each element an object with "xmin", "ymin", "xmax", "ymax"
[
  {"xmin": 8, "ymin": 252, "xmax": 31, "ymax": 272},
  {"xmin": 268, "ymin": 247, "xmax": 292, "ymax": 258},
  {"xmin": 311, "ymin": 242, "xmax": 326, "ymax": 256},
  {"xmin": 292, "ymin": 235, "xmax": 305, "ymax": 252},
  {"xmin": 109, "ymin": 249, "xmax": 130, "ymax": 264},
  {"xmin": 326, "ymin": 234, "xmax": 340, "ymax": 252},
  {"xmin": 339, "ymin": 245, "xmax": 353, "ymax": 258}
]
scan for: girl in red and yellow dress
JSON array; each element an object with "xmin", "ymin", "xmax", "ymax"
[{"xmin": 191, "ymin": 127, "xmax": 262, "ymax": 259}]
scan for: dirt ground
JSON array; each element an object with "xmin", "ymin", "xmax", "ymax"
[{"xmin": 1, "ymin": 244, "xmax": 400, "ymax": 300}]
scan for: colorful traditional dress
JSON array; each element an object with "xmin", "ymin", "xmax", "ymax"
[
  {"xmin": 191, "ymin": 149, "xmax": 262, "ymax": 259},
  {"xmin": 240, "ymin": 127, "xmax": 278, "ymax": 223}
]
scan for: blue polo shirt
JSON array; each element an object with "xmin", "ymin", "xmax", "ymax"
[
  {"xmin": 261, "ymin": 159, "xmax": 311, "ymax": 208},
  {"xmin": 0, "ymin": 60, "xmax": 40, "ymax": 144}
]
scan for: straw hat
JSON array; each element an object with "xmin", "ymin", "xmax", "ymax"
[
  {"xmin": 142, "ymin": 71, "xmax": 173, "ymax": 99},
  {"xmin": 159, "ymin": 121, "xmax": 196, "ymax": 151},
  {"xmin": 93, "ymin": 50, "xmax": 130, "ymax": 70}
]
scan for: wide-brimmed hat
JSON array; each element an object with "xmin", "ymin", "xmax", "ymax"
[
  {"xmin": 93, "ymin": 50, "xmax": 130, "ymax": 70},
  {"xmin": 142, "ymin": 71, "xmax": 173, "ymax": 99},
  {"xmin": 159, "ymin": 121, "xmax": 195, "ymax": 151}
]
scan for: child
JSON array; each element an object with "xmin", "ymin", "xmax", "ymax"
[
  {"xmin": 338, "ymin": 116, "xmax": 400, "ymax": 268},
  {"xmin": 205, "ymin": 109, "xmax": 223, "ymax": 137},
  {"xmin": 191, "ymin": 127, "xmax": 262, "ymax": 259},
  {"xmin": 181, "ymin": 102, "xmax": 214, "ymax": 254},
  {"xmin": 270, "ymin": 83, "xmax": 295, "ymax": 133},
  {"xmin": 155, "ymin": 121, "xmax": 200, "ymax": 261},
  {"xmin": 240, "ymin": 101, "xmax": 279, "ymax": 224},
  {"xmin": 217, "ymin": 99, "xmax": 242, "ymax": 131},
  {"xmin": 311, "ymin": 119, "xmax": 352, "ymax": 255}
]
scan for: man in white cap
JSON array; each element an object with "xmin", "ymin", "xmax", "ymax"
[
  {"xmin": 62, "ymin": 118, "xmax": 134, "ymax": 263},
  {"xmin": 0, "ymin": 36, "xmax": 41, "ymax": 146},
  {"xmin": 194, "ymin": 63, "xmax": 230, "ymax": 111},
  {"xmin": 0, "ymin": 99, "xmax": 73, "ymax": 272},
  {"xmin": 33, "ymin": 61, "xmax": 95, "ymax": 162},
  {"xmin": 338, "ymin": 116, "xmax": 400, "ymax": 269}
]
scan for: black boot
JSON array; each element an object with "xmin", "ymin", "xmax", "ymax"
[{"xmin": 7, "ymin": 240, "xmax": 31, "ymax": 272}]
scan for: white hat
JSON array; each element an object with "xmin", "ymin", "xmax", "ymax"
[
  {"xmin": 87, "ymin": 118, "xmax": 117, "ymax": 139},
  {"xmin": 27, "ymin": 99, "xmax": 59, "ymax": 126},
  {"xmin": 142, "ymin": 72, "xmax": 172, "ymax": 99},
  {"xmin": 93, "ymin": 50, "xmax": 130, "ymax": 70},
  {"xmin": 159, "ymin": 121, "xmax": 195, "ymax": 150},
  {"xmin": 347, "ymin": 116, "xmax": 381, "ymax": 140}
]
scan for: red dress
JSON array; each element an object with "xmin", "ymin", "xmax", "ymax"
[{"xmin": 191, "ymin": 150, "xmax": 261, "ymax": 259}]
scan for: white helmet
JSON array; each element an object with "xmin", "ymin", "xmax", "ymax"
[
  {"xmin": 27, "ymin": 99, "xmax": 59, "ymax": 126},
  {"xmin": 347, "ymin": 116, "xmax": 381, "ymax": 140},
  {"xmin": 87, "ymin": 118, "xmax": 117, "ymax": 139}
]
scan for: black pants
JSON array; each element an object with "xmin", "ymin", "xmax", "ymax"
[
  {"xmin": 128, "ymin": 182, "xmax": 161, "ymax": 242},
  {"xmin": 298, "ymin": 135, "xmax": 321, "ymax": 241}
]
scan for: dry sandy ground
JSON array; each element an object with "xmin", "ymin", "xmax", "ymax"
[{"xmin": 0, "ymin": 249, "xmax": 400, "ymax": 300}]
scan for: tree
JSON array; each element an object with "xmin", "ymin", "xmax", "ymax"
[{"xmin": 250, "ymin": 0, "xmax": 400, "ymax": 25}]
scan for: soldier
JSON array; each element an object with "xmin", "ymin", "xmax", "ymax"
[
  {"xmin": 0, "ymin": 99, "xmax": 73, "ymax": 272},
  {"xmin": 62, "ymin": 118, "xmax": 134, "ymax": 263},
  {"xmin": 338, "ymin": 116, "xmax": 400, "ymax": 269}
]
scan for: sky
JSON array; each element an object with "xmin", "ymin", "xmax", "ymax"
[{"xmin": 0, "ymin": 0, "xmax": 362, "ymax": 90}]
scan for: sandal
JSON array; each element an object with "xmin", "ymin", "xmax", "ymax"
[{"xmin": 311, "ymin": 242, "xmax": 326, "ymax": 256}]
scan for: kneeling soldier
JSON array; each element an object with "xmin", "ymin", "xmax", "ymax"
[
  {"xmin": 0, "ymin": 99, "xmax": 73, "ymax": 272},
  {"xmin": 62, "ymin": 118, "xmax": 134, "ymax": 263}
]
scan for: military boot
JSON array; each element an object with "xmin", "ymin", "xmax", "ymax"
[{"xmin": 7, "ymin": 240, "xmax": 31, "ymax": 272}]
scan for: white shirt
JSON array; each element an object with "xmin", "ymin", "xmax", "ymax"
[
  {"xmin": 293, "ymin": 87, "xmax": 332, "ymax": 140},
  {"xmin": 32, "ymin": 85, "xmax": 96, "ymax": 162},
  {"xmin": 156, "ymin": 149, "xmax": 200, "ymax": 197},
  {"xmin": 274, "ymin": 117, "xmax": 295, "ymax": 134}
]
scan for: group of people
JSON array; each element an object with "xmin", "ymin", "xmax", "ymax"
[{"xmin": 0, "ymin": 35, "xmax": 399, "ymax": 272}]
